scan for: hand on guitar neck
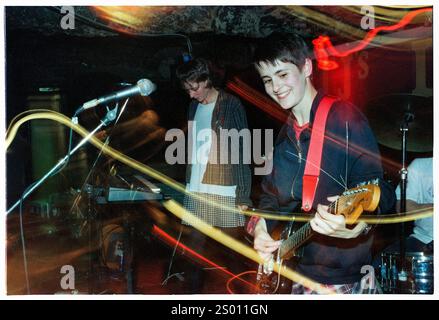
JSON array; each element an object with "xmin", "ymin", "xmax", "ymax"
[{"xmin": 310, "ymin": 195, "xmax": 369, "ymax": 239}]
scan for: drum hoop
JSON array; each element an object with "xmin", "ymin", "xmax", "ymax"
[{"xmin": 381, "ymin": 251, "xmax": 433, "ymax": 260}]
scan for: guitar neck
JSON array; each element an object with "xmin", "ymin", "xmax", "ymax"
[
  {"xmin": 279, "ymin": 222, "xmax": 312, "ymax": 259},
  {"xmin": 278, "ymin": 200, "xmax": 338, "ymax": 259}
]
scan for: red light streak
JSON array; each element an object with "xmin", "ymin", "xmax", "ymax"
[
  {"xmin": 313, "ymin": 8, "xmax": 432, "ymax": 70},
  {"xmin": 226, "ymin": 77, "xmax": 288, "ymax": 123},
  {"xmin": 151, "ymin": 225, "xmax": 258, "ymax": 292},
  {"xmin": 226, "ymin": 270, "xmax": 258, "ymax": 294}
]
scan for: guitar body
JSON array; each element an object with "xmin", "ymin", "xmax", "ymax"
[
  {"xmin": 256, "ymin": 259, "xmax": 295, "ymax": 294},
  {"xmin": 255, "ymin": 222, "xmax": 300, "ymax": 294}
]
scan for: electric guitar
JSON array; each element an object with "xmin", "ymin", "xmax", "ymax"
[{"xmin": 256, "ymin": 182, "xmax": 381, "ymax": 294}]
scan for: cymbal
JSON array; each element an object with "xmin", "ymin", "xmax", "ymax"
[{"xmin": 365, "ymin": 94, "xmax": 433, "ymax": 153}]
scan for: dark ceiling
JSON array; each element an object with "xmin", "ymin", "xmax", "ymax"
[
  {"xmin": 6, "ymin": 6, "xmax": 432, "ymax": 85},
  {"xmin": 6, "ymin": 6, "xmax": 431, "ymax": 39},
  {"xmin": 6, "ymin": 6, "xmax": 352, "ymax": 38},
  {"xmin": 5, "ymin": 6, "xmax": 433, "ymax": 105}
]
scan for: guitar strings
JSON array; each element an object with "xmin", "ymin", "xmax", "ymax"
[{"xmin": 285, "ymin": 150, "xmax": 347, "ymax": 189}]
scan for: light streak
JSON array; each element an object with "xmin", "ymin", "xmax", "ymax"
[
  {"xmin": 6, "ymin": 110, "xmax": 432, "ymax": 225},
  {"xmin": 312, "ymin": 8, "xmax": 432, "ymax": 70},
  {"xmin": 7, "ymin": 112, "xmax": 432, "ymax": 294},
  {"xmin": 226, "ymin": 78, "xmax": 287, "ymax": 123},
  {"xmin": 226, "ymin": 77, "xmax": 402, "ymax": 174},
  {"xmin": 344, "ymin": 6, "xmax": 432, "ymax": 23},
  {"xmin": 226, "ymin": 270, "xmax": 257, "ymax": 294},
  {"xmin": 163, "ymin": 199, "xmax": 335, "ymax": 294},
  {"xmin": 91, "ymin": 6, "xmax": 178, "ymax": 34},
  {"xmin": 151, "ymin": 225, "xmax": 259, "ymax": 292}
]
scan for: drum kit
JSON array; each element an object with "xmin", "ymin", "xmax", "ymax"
[
  {"xmin": 379, "ymin": 251, "xmax": 433, "ymax": 294},
  {"xmin": 365, "ymin": 93, "xmax": 433, "ymax": 294}
]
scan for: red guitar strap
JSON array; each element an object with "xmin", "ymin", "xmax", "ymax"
[{"xmin": 302, "ymin": 96, "xmax": 337, "ymax": 212}]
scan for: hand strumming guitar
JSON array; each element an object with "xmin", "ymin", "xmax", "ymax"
[{"xmin": 253, "ymin": 218, "xmax": 281, "ymax": 261}]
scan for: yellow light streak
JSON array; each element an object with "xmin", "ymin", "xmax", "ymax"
[{"xmin": 6, "ymin": 110, "xmax": 433, "ymax": 226}]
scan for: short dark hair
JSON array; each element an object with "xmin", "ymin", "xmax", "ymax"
[
  {"xmin": 176, "ymin": 58, "xmax": 213, "ymax": 88},
  {"xmin": 253, "ymin": 32, "xmax": 312, "ymax": 69}
]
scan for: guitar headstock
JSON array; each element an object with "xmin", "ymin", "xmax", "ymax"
[{"xmin": 334, "ymin": 182, "xmax": 381, "ymax": 224}]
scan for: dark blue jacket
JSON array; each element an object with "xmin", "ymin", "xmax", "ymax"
[{"xmin": 260, "ymin": 91, "xmax": 395, "ymax": 285}]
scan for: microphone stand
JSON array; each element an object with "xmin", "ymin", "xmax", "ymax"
[
  {"xmin": 397, "ymin": 111, "xmax": 413, "ymax": 286},
  {"xmin": 7, "ymin": 105, "xmax": 119, "ymax": 215}
]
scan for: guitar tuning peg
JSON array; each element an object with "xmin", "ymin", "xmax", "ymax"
[{"xmin": 356, "ymin": 179, "xmax": 379, "ymax": 188}]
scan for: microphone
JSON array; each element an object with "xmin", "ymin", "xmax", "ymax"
[{"xmin": 80, "ymin": 79, "xmax": 156, "ymax": 111}]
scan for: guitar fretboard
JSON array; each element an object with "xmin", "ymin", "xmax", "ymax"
[{"xmin": 279, "ymin": 199, "xmax": 338, "ymax": 259}]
